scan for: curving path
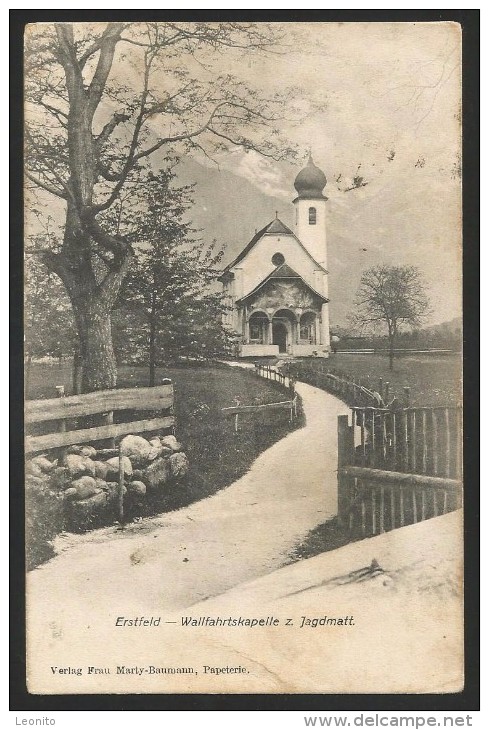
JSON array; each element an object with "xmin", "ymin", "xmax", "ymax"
[
  {"xmin": 26, "ymin": 376, "xmax": 349, "ymax": 687},
  {"xmin": 25, "ymin": 374, "xmax": 462, "ymax": 696}
]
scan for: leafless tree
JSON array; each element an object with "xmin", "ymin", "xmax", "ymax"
[
  {"xmin": 350, "ymin": 265, "xmax": 430, "ymax": 369},
  {"xmin": 25, "ymin": 22, "xmax": 300, "ymax": 391}
]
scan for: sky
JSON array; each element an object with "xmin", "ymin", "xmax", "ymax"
[
  {"xmin": 170, "ymin": 22, "xmax": 462, "ymax": 327},
  {"xmin": 26, "ymin": 21, "xmax": 463, "ymax": 329}
]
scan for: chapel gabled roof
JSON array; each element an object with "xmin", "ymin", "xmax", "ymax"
[
  {"xmin": 220, "ymin": 218, "xmax": 294, "ymax": 275},
  {"xmin": 219, "ymin": 216, "xmax": 327, "ymax": 281},
  {"xmin": 236, "ymin": 262, "xmax": 329, "ymax": 304}
]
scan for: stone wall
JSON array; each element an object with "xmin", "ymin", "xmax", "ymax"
[{"xmin": 25, "ymin": 433, "xmax": 189, "ymax": 530}]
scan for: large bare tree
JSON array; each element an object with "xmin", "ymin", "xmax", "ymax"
[
  {"xmin": 25, "ymin": 22, "xmax": 299, "ymax": 391},
  {"xmin": 351, "ymin": 264, "xmax": 430, "ymax": 370}
]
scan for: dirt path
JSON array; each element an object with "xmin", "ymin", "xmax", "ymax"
[
  {"xmin": 25, "ymin": 375, "xmax": 462, "ymax": 696},
  {"xmin": 27, "ymin": 379, "xmax": 348, "ymax": 628}
]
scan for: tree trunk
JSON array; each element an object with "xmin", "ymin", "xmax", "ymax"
[
  {"xmin": 388, "ymin": 332, "xmax": 395, "ymax": 371},
  {"xmin": 71, "ymin": 295, "xmax": 118, "ymax": 393},
  {"xmin": 148, "ymin": 301, "xmax": 157, "ymax": 387},
  {"xmin": 72, "ymin": 345, "xmax": 83, "ymax": 395},
  {"xmin": 45, "ymin": 215, "xmax": 132, "ymax": 393}
]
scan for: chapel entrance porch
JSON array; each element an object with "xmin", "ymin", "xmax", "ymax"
[{"xmin": 240, "ymin": 307, "xmax": 329, "ymax": 358}]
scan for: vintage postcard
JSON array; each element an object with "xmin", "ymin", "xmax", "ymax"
[{"xmin": 23, "ymin": 20, "xmax": 463, "ymax": 695}]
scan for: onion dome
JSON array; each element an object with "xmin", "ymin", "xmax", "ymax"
[{"xmin": 294, "ymin": 154, "xmax": 327, "ymax": 199}]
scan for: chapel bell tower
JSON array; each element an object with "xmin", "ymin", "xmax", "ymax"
[
  {"xmin": 293, "ymin": 154, "xmax": 328, "ymax": 269},
  {"xmin": 293, "ymin": 154, "xmax": 330, "ymax": 350}
]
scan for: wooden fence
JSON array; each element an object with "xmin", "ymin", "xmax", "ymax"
[
  {"xmin": 25, "ymin": 383, "xmax": 175, "ymax": 454},
  {"xmin": 221, "ymin": 364, "xmax": 297, "ymax": 432},
  {"xmin": 254, "ymin": 362, "xmax": 296, "ymax": 392},
  {"xmin": 285, "ymin": 360, "xmax": 397, "ymax": 409},
  {"xmin": 337, "ymin": 409, "xmax": 462, "ymax": 537},
  {"xmin": 222, "ymin": 397, "xmax": 298, "ymax": 433},
  {"xmin": 25, "ymin": 383, "xmax": 175, "ymax": 522},
  {"xmin": 350, "ymin": 406, "xmax": 462, "ymax": 478}
]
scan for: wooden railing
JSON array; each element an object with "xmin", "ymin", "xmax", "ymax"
[
  {"xmin": 254, "ymin": 362, "xmax": 295, "ymax": 392},
  {"xmin": 222, "ymin": 365, "xmax": 297, "ymax": 432},
  {"xmin": 337, "ymin": 409, "xmax": 462, "ymax": 537},
  {"xmin": 25, "ymin": 383, "xmax": 175, "ymax": 454},
  {"xmin": 284, "ymin": 360, "xmax": 395, "ymax": 408},
  {"xmin": 350, "ymin": 406, "xmax": 462, "ymax": 478},
  {"xmin": 222, "ymin": 397, "xmax": 298, "ymax": 433}
]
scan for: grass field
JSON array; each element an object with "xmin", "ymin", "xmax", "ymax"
[
  {"xmin": 318, "ymin": 352, "xmax": 462, "ymax": 407},
  {"xmin": 25, "ymin": 361, "xmax": 303, "ymax": 568}
]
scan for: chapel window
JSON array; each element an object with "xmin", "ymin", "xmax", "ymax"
[
  {"xmin": 309, "ymin": 207, "xmax": 317, "ymax": 225},
  {"xmin": 250, "ymin": 322, "xmax": 263, "ymax": 343}
]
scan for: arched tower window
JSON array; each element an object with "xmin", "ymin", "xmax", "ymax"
[{"xmin": 309, "ymin": 207, "xmax": 317, "ymax": 225}]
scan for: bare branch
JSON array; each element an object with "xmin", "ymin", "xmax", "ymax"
[{"xmin": 25, "ymin": 171, "xmax": 66, "ymax": 200}]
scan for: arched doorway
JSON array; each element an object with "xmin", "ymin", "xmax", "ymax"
[
  {"xmin": 272, "ymin": 321, "xmax": 288, "ymax": 353},
  {"xmin": 299, "ymin": 311, "xmax": 317, "ymax": 344},
  {"xmin": 272, "ymin": 309, "xmax": 296, "ymax": 354},
  {"xmin": 248, "ymin": 311, "xmax": 268, "ymax": 344}
]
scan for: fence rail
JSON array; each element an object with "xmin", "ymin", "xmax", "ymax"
[
  {"xmin": 254, "ymin": 362, "xmax": 296, "ymax": 392},
  {"xmin": 25, "ymin": 383, "xmax": 175, "ymax": 454},
  {"xmin": 222, "ymin": 397, "xmax": 298, "ymax": 433},
  {"xmin": 221, "ymin": 364, "xmax": 297, "ymax": 433},
  {"xmin": 337, "ymin": 412, "xmax": 462, "ymax": 538},
  {"xmin": 350, "ymin": 405, "xmax": 462, "ymax": 479},
  {"xmin": 285, "ymin": 360, "xmax": 395, "ymax": 409}
]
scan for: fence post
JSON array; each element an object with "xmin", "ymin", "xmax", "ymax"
[
  {"xmin": 118, "ymin": 442, "xmax": 125, "ymax": 523},
  {"xmin": 403, "ymin": 387, "xmax": 411, "ymax": 407},
  {"xmin": 105, "ymin": 411, "xmax": 115, "ymax": 449},
  {"xmin": 337, "ymin": 414, "xmax": 355, "ymax": 527},
  {"xmin": 55, "ymin": 385, "xmax": 66, "ymax": 433}
]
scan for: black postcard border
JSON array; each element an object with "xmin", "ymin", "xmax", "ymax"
[{"xmin": 10, "ymin": 7, "xmax": 480, "ymax": 713}]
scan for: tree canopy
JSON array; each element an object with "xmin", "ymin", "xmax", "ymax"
[
  {"xmin": 25, "ymin": 22, "xmax": 300, "ymax": 391},
  {"xmin": 112, "ymin": 167, "xmax": 230, "ymax": 381},
  {"xmin": 350, "ymin": 264, "xmax": 430, "ymax": 369}
]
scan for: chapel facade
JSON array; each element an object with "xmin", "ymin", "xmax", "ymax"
[{"xmin": 219, "ymin": 155, "xmax": 331, "ymax": 358}]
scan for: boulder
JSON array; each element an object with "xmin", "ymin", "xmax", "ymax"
[
  {"xmin": 68, "ymin": 491, "xmax": 108, "ymax": 519},
  {"xmin": 30, "ymin": 455, "xmax": 57, "ymax": 473},
  {"xmin": 79, "ymin": 445, "xmax": 97, "ymax": 458},
  {"xmin": 105, "ymin": 482, "xmax": 127, "ymax": 505},
  {"xmin": 66, "ymin": 445, "xmax": 83, "ymax": 455},
  {"xmin": 146, "ymin": 438, "xmax": 164, "ymax": 461},
  {"xmin": 160, "ymin": 435, "xmax": 183, "ymax": 453},
  {"xmin": 168, "ymin": 452, "xmax": 189, "ymax": 480},
  {"xmin": 25, "ymin": 461, "xmax": 45, "ymax": 478},
  {"xmin": 93, "ymin": 460, "xmax": 111, "ymax": 480},
  {"xmin": 63, "ymin": 454, "xmax": 96, "ymax": 478},
  {"xmin": 127, "ymin": 481, "xmax": 147, "ymax": 496},
  {"xmin": 66, "ymin": 476, "xmax": 101, "ymax": 501},
  {"xmin": 143, "ymin": 457, "xmax": 170, "ymax": 490},
  {"xmin": 120, "ymin": 435, "xmax": 152, "ymax": 466},
  {"xmin": 50, "ymin": 466, "xmax": 70, "ymax": 491},
  {"xmin": 106, "ymin": 456, "xmax": 133, "ymax": 479},
  {"xmin": 94, "ymin": 477, "xmax": 109, "ymax": 492},
  {"xmin": 26, "ymin": 475, "xmax": 47, "ymax": 491}
]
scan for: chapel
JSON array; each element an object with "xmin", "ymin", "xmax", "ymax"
[{"xmin": 219, "ymin": 155, "xmax": 331, "ymax": 358}]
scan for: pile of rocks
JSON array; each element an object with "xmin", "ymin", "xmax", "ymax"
[{"xmin": 25, "ymin": 434, "xmax": 189, "ymax": 522}]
